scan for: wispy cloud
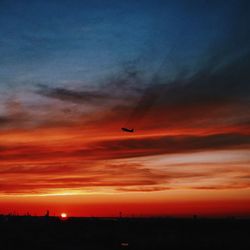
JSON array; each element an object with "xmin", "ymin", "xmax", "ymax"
[
  {"xmin": 36, "ymin": 84, "xmax": 113, "ymax": 104},
  {"xmin": 0, "ymin": 151, "xmax": 250, "ymax": 195}
]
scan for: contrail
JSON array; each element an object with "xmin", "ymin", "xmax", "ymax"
[{"xmin": 124, "ymin": 31, "xmax": 182, "ymax": 130}]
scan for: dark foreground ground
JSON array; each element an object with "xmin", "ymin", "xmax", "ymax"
[{"xmin": 0, "ymin": 216, "xmax": 250, "ymax": 250}]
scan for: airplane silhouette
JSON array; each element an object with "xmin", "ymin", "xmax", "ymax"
[{"xmin": 121, "ymin": 128, "xmax": 134, "ymax": 133}]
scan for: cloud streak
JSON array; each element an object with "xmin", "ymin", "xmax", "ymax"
[
  {"xmin": 0, "ymin": 152, "xmax": 250, "ymax": 195},
  {"xmin": 0, "ymin": 133, "xmax": 250, "ymax": 163},
  {"xmin": 36, "ymin": 84, "xmax": 113, "ymax": 104}
]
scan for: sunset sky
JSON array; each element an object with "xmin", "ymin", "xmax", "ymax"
[{"xmin": 0, "ymin": 0, "xmax": 250, "ymax": 217}]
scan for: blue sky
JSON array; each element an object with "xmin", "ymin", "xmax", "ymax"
[
  {"xmin": 0, "ymin": 0, "xmax": 238, "ymax": 91},
  {"xmin": 0, "ymin": 0, "xmax": 249, "ymax": 128}
]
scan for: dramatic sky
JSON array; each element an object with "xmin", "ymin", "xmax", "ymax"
[{"xmin": 0, "ymin": 0, "xmax": 250, "ymax": 217}]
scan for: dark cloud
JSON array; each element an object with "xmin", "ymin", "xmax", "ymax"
[
  {"xmin": 0, "ymin": 116, "xmax": 12, "ymax": 125},
  {"xmin": 36, "ymin": 62, "xmax": 144, "ymax": 107},
  {"xmin": 36, "ymin": 84, "xmax": 113, "ymax": 104},
  {"xmin": 85, "ymin": 133, "xmax": 250, "ymax": 160},
  {"xmin": 125, "ymin": 52, "xmax": 250, "ymax": 130},
  {"xmin": 116, "ymin": 186, "xmax": 171, "ymax": 192},
  {"xmin": 123, "ymin": 1, "xmax": 250, "ymax": 129},
  {"xmin": 0, "ymin": 99, "xmax": 34, "ymax": 129},
  {"xmin": 0, "ymin": 164, "xmax": 79, "ymax": 175},
  {"xmin": 1, "ymin": 133, "xmax": 250, "ymax": 162},
  {"xmin": 0, "ymin": 114, "xmax": 30, "ymax": 129},
  {"xmin": 192, "ymin": 183, "xmax": 250, "ymax": 190}
]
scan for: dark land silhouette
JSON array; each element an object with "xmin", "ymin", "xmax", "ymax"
[{"xmin": 0, "ymin": 215, "xmax": 250, "ymax": 249}]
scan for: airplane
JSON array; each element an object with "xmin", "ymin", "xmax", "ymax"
[{"xmin": 121, "ymin": 127, "xmax": 134, "ymax": 133}]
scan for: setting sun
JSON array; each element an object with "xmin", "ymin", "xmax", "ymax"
[{"xmin": 61, "ymin": 213, "xmax": 68, "ymax": 219}]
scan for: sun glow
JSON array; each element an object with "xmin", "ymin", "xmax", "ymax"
[{"xmin": 61, "ymin": 213, "xmax": 68, "ymax": 219}]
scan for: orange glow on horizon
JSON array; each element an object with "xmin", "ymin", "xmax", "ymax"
[{"xmin": 0, "ymin": 108, "xmax": 249, "ymax": 217}]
